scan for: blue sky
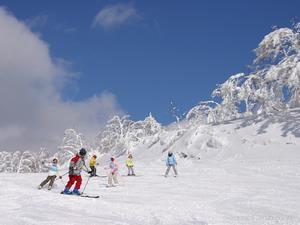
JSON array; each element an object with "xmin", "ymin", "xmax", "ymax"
[{"xmin": 2, "ymin": 0, "xmax": 300, "ymax": 124}]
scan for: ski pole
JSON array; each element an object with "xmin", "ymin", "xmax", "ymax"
[
  {"xmin": 61, "ymin": 171, "xmax": 69, "ymax": 177},
  {"xmin": 55, "ymin": 171, "xmax": 69, "ymax": 181},
  {"xmin": 82, "ymin": 176, "xmax": 91, "ymax": 194}
]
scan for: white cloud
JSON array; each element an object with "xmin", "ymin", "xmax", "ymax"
[
  {"xmin": 0, "ymin": 7, "xmax": 124, "ymax": 152},
  {"xmin": 92, "ymin": 3, "xmax": 138, "ymax": 28}
]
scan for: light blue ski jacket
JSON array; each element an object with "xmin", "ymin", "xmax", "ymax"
[
  {"xmin": 48, "ymin": 163, "xmax": 59, "ymax": 176},
  {"xmin": 166, "ymin": 155, "xmax": 177, "ymax": 166}
]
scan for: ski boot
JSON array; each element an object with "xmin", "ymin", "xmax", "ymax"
[
  {"xmin": 48, "ymin": 185, "xmax": 52, "ymax": 190},
  {"xmin": 38, "ymin": 185, "xmax": 42, "ymax": 189},
  {"xmin": 62, "ymin": 187, "xmax": 72, "ymax": 195},
  {"xmin": 72, "ymin": 189, "xmax": 81, "ymax": 195}
]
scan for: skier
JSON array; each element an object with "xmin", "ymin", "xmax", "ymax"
[
  {"xmin": 89, "ymin": 155, "xmax": 98, "ymax": 177},
  {"xmin": 126, "ymin": 154, "xmax": 135, "ymax": 176},
  {"xmin": 38, "ymin": 158, "xmax": 62, "ymax": 190},
  {"xmin": 164, "ymin": 151, "xmax": 178, "ymax": 177},
  {"xmin": 107, "ymin": 157, "xmax": 119, "ymax": 187},
  {"xmin": 62, "ymin": 148, "xmax": 88, "ymax": 195}
]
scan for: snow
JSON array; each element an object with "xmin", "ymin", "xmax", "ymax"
[
  {"xmin": 1, "ymin": 116, "xmax": 300, "ymax": 225},
  {"xmin": 1, "ymin": 160, "xmax": 299, "ymax": 225}
]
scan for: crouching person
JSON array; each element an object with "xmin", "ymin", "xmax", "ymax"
[
  {"xmin": 39, "ymin": 158, "xmax": 62, "ymax": 190},
  {"xmin": 62, "ymin": 148, "xmax": 87, "ymax": 195},
  {"xmin": 164, "ymin": 151, "xmax": 178, "ymax": 177}
]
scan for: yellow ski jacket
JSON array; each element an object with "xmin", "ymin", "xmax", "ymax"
[
  {"xmin": 126, "ymin": 158, "xmax": 134, "ymax": 167},
  {"xmin": 89, "ymin": 157, "xmax": 97, "ymax": 167}
]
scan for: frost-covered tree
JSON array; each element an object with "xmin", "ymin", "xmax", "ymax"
[
  {"xmin": 186, "ymin": 101, "xmax": 219, "ymax": 124},
  {"xmin": 17, "ymin": 151, "xmax": 38, "ymax": 173},
  {"xmin": 188, "ymin": 23, "xmax": 300, "ymax": 123},
  {"xmin": 212, "ymin": 73, "xmax": 246, "ymax": 121},
  {"xmin": 96, "ymin": 115, "xmax": 133, "ymax": 155},
  {"xmin": 254, "ymin": 27, "xmax": 300, "ymax": 66},
  {"xmin": 169, "ymin": 100, "xmax": 181, "ymax": 124},
  {"xmin": 37, "ymin": 148, "xmax": 51, "ymax": 172},
  {"xmin": 57, "ymin": 129, "xmax": 90, "ymax": 165},
  {"xmin": 126, "ymin": 113, "xmax": 162, "ymax": 149},
  {"xmin": 0, "ymin": 149, "xmax": 52, "ymax": 173},
  {"xmin": 0, "ymin": 151, "xmax": 23, "ymax": 172},
  {"xmin": 0, "ymin": 151, "xmax": 12, "ymax": 172},
  {"xmin": 96, "ymin": 114, "xmax": 162, "ymax": 156}
]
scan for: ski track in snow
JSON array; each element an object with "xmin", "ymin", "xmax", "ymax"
[{"xmin": 0, "ymin": 160, "xmax": 300, "ymax": 225}]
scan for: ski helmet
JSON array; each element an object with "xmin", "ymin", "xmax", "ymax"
[{"xmin": 79, "ymin": 148, "xmax": 87, "ymax": 156}]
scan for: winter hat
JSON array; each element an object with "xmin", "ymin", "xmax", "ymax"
[
  {"xmin": 79, "ymin": 148, "xmax": 87, "ymax": 156},
  {"xmin": 52, "ymin": 158, "xmax": 58, "ymax": 163}
]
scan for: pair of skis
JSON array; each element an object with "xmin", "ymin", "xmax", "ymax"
[{"xmin": 60, "ymin": 191, "xmax": 99, "ymax": 198}]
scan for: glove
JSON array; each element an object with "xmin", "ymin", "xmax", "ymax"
[{"xmin": 59, "ymin": 176, "xmax": 62, "ymax": 179}]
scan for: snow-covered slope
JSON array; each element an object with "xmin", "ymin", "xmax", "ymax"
[
  {"xmin": 111, "ymin": 108, "xmax": 300, "ymax": 166},
  {"xmin": 1, "ymin": 108, "xmax": 300, "ymax": 225},
  {"xmin": 1, "ymin": 114, "xmax": 300, "ymax": 225}
]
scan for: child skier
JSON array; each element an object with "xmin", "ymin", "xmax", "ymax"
[
  {"xmin": 126, "ymin": 154, "xmax": 135, "ymax": 176},
  {"xmin": 89, "ymin": 155, "xmax": 98, "ymax": 177},
  {"xmin": 38, "ymin": 158, "xmax": 62, "ymax": 190},
  {"xmin": 62, "ymin": 148, "xmax": 87, "ymax": 195},
  {"xmin": 107, "ymin": 157, "xmax": 119, "ymax": 187},
  {"xmin": 164, "ymin": 151, "xmax": 178, "ymax": 177}
]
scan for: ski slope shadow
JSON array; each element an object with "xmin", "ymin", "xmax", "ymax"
[{"xmin": 232, "ymin": 108, "xmax": 300, "ymax": 137}]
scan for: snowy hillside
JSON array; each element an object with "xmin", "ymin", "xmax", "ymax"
[{"xmin": 1, "ymin": 114, "xmax": 300, "ymax": 225}]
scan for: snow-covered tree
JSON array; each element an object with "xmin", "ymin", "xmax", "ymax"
[
  {"xmin": 57, "ymin": 129, "xmax": 90, "ymax": 165},
  {"xmin": 96, "ymin": 115, "xmax": 133, "ymax": 156},
  {"xmin": 188, "ymin": 23, "xmax": 300, "ymax": 122},
  {"xmin": 0, "ymin": 151, "xmax": 12, "ymax": 172},
  {"xmin": 10, "ymin": 151, "xmax": 22, "ymax": 172},
  {"xmin": 186, "ymin": 101, "xmax": 219, "ymax": 124},
  {"xmin": 37, "ymin": 148, "xmax": 51, "ymax": 172},
  {"xmin": 17, "ymin": 151, "xmax": 38, "ymax": 173},
  {"xmin": 212, "ymin": 73, "xmax": 246, "ymax": 121},
  {"xmin": 169, "ymin": 100, "xmax": 181, "ymax": 124},
  {"xmin": 96, "ymin": 114, "xmax": 162, "ymax": 156},
  {"xmin": 254, "ymin": 27, "xmax": 300, "ymax": 66}
]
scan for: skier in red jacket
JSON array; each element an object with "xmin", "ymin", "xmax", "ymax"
[{"xmin": 62, "ymin": 148, "xmax": 87, "ymax": 195}]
